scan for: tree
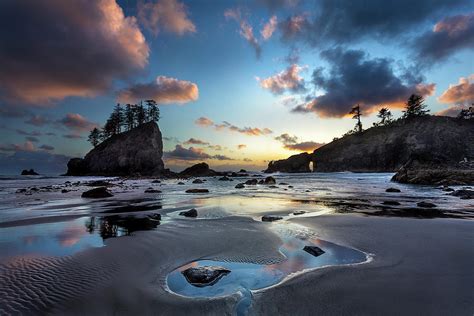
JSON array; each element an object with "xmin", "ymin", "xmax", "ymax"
[
  {"xmin": 402, "ymin": 94, "xmax": 429, "ymax": 119},
  {"xmin": 103, "ymin": 117, "xmax": 116, "ymax": 139},
  {"xmin": 87, "ymin": 128, "xmax": 101, "ymax": 147},
  {"xmin": 124, "ymin": 104, "xmax": 135, "ymax": 131},
  {"xmin": 135, "ymin": 102, "xmax": 146, "ymax": 126},
  {"xmin": 111, "ymin": 104, "xmax": 124, "ymax": 134},
  {"xmin": 458, "ymin": 105, "xmax": 473, "ymax": 120},
  {"xmin": 349, "ymin": 104, "xmax": 363, "ymax": 133},
  {"xmin": 145, "ymin": 99, "xmax": 160, "ymax": 122},
  {"xmin": 374, "ymin": 107, "xmax": 393, "ymax": 126}
]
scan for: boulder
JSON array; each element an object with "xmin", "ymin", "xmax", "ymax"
[
  {"xmin": 262, "ymin": 215, "xmax": 283, "ymax": 222},
  {"xmin": 185, "ymin": 189, "xmax": 209, "ymax": 194},
  {"xmin": 303, "ymin": 246, "xmax": 325, "ymax": 257},
  {"xmin": 66, "ymin": 122, "xmax": 164, "ymax": 176},
  {"xmin": 151, "ymin": 180, "xmax": 161, "ymax": 184},
  {"xmin": 386, "ymin": 187, "xmax": 401, "ymax": 193},
  {"xmin": 448, "ymin": 189, "xmax": 474, "ymax": 199},
  {"xmin": 21, "ymin": 169, "xmax": 39, "ymax": 175},
  {"xmin": 218, "ymin": 176, "xmax": 230, "ymax": 181},
  {"xmin": 179, "ymin": 208, "xmax": 198, "ymax": 217},
  {"xmin": 293, "ymin": 210, "xmax": 306, "ymax": 215},
  {"xmin": 182, "ymin": 266, "xmax": 231, "ymax": 287},
  {"xmin": 264, "ymin": 176, "xmax": 276, "ymax": 184},
  {"xmin": 179, "ymin": 162, "xmax": 218, "ymax": 177},
  {"xmin": 144, "ymin": 188, "xmax": 162, "ymax": 193},
  {"xmin": 417, "ymin": 201, "xmax": 437, "ymax": 208},
  {"xmin": 81, "ymin": 187, "xmax": 113, "ymax": 198},
  {"xmin": 192, "ymin": 179, "xmax": 204, "ymax": 184},
  {"xmin": 245, "ymin": 179, "xmax": 258, "ymax": 185},
  {"xmin": 235, "ymin": 183, "xmax": 245, "ymax": 189}
]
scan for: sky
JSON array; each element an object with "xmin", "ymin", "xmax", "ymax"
[{"xmin": 0, "ymin": 0, "xmax": 473, "ymax": 174}]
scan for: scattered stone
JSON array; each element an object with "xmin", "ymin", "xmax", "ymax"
[
  {"xmin": 269, "ymin": 185, "xmax": 278, "ymax": 189},
  {"xmin": 21, "ymin": 169, "xmax": 39, "ymax": 176},
  {"xmin": 448, "ymin": 189, "xmax": 474, "ymax": 199},
  {"xmin": 303, "ymin": 246, "xmax": 325, "ymax": 257},
  {"xmin": 179, "ymin": 208, "xmax": 198, "ymax": 217},
  {"xmin": 386, "ymin": 188, "xmax": 401, "ymax": 193},
  {"xmin": 144, "ymin": 188, "xmax": 162, "ymax": 193},
  {"xmin": 288, "ymin": 186, "xmax": 294, "ymax": 188},
  {"xmin": 262, "ymin": 215, "xmax": 283, "ymax": 222},
  {"xmin": 417, "ymin": 201, "xmax": 437, "ymax": 208},
  {"xmin": 192, "ymin": 179, "xmax": 204, "ymax": 184},
  {"xmin": 177, "ymin": 182, "xmax": 185, "ymax": 185},
  {"xmin": 305, "ymin": 190, "xmax": 310, "ymax": 192},
  {"xmin": 81, "ymin": 187, "xmax": 113, "ymax": 198},
  {"xmin": 279, "ymin": 182, "xmax": 289, "ymax": 185},
  {"xmin": 185, "ymin": 189, "xmax": 209, "ymax": 194},
  {"xmin": 382, "ymin": 201, "xmax": 401, "ymax": 206},
  {"xmin": 442, "ymin": 187, "xmax": 454, "ymax": 192},
  {"xmin": 258, "ymin": 180, "xmax": 264, "ymax": 184},
  {"xmin": 264, "ymin": 176, "xmax": 276, "ymax": 185},
  {"xmin": 245, "ymin": 179, "xmax": 258, "ymax": 185},
  {"xmin": 16, "ymin": 188, "xmax": 27, "ymax": 193},
  {"xmin": 235, "ymin": 183, "xmax": 245, "ymax": 189},
  {"xmin": 239, "ymin": 169, "xmax": 247, "ymax": 173},
  {"xmin": 61, "ymin": 189, "xmax": 70, "ymax": 193},
  {"xmin": 148, "ymin": 213, "xmax": 161, "ymax": 220},
  {"xmin": 293, "ymin": 211, "xmax": 306, "ymax": 215},
  {"xmin": 179, "ymin": 162, "xmax": 218, "ymax": 177},
  {"xmin": 182, "ymin": 266, "xmax": 230, "ymax": 287},
  {"xmin": 218, "ymin": 176, "xmax": 230, "ymax": 181},
  {"xmin": 151, "ymin": 180, "xmax": 161, "ymax": 184}
]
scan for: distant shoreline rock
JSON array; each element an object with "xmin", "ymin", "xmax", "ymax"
[{"xmin": 21, "ymin": 169, "xmax": 39, "ymax": 176}]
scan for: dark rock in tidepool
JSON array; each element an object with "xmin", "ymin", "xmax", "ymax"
[
  {"xmin": 177, "ymin": 182, "xmax": 185, "ymax": 185},
  {"xmin": 386, "ymin": 188, "xmax": 401, "ymax": 193},
  {"xmin": 382, "ymin": 201, "xmax": 401, "ymax": 206},
  {"xmin": 144, "ymin": 188, "xmax": 162, "ymax": 193},
  {"xmin": 448, "ymin": 189, "xmax": 474, "ymax": 199},
  {"xmin": 235, "ymin": 183, "xmax": 245, "ymax": 189},
  {"xmin": 303, "ymin": 246, "xmax": 325, "ymax": 257},
  {"xmin": 179, "ymin": 208, "xmax": 198, "ymax": 217},
  {"xmin": 293, "ymin": 210, "xmax": 306, "ymax": 215},
  {"xmin": 264, "ymin": 176, "xmax": 276, "ymax": 184},
  {"xmin": 179, "ymin": 162, "xmax": 219, "ymax": 177},
  {"xmin": 182, "ymin": 266, "xmax": 231, "ymax": 287},
  {"xmin": 262, "ymin": 215, "xmax": 283, "ymax": 222},
  {"xmin": 81, "ymin": 187, "xmax": 113, "ymax": 198},
  {"xmin": 192, "ymin": 179, "xmax": 204, "ymax": 184},
  {"xmin": 245, "ymin": 179, "xmax": 258, "ymax": 185},
  {"xmin": 21, "ymin": 169, "xmax": 39, "ymax": 176},
  {"xmin": 417, "ymin": 201, "xmax": 437, "ymax": 208},
  {"xmin": 66, "ymin": 122, "xmax": 164, "ymax": 176},
  {"xmin": 185, "ymin": 189, "xmax": 209, "ymax": 193}
]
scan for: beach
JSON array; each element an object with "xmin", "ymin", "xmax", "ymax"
[{"xmin": 0, "ymin": 173, "xmax": 473, "ymax": 315}]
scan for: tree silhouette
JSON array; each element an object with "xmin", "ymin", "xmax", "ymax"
[
  {"xmin": 87, "ymin": 128, "xmax": 101, "ymax": 147},
  {"xmin": 458, "ymin": 105, "xmax": 473, "ymax": 120},
  {"xmin": 375, "ymin": 107, "xmax": 393, "ymax": 126},
  {"xmin": 349, "ymin": 104, "xmax": 363, "ymax": 133},
  {"xmin": 146, "ymin": 99, "xmax": 160, "ymax": 122},
  {"xmin": 124, "ymin": 104, "xmax": 135, "ymax": 131},
  {"xmin": 111, "ymin": 104, "xmax": 124, "ymax": 134},
  {"xmin": 402, "ymin": 94, "xmax": 429, "ymax": 119},
  {"xmin": 135, "ymin": 102, "xmax": 146, "ymax": 126}
]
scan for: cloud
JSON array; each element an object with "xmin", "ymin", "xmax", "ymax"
[
  {"xmin": 237, "ymin": 144, "xmax": 247, "ymax": 149},
  {"xmin": 25, "ymin": 136, "xmax": 39, "ymax": 143},
  {"xmin": 208, "ymin": 145, "xmax": 223, "ymax": 151},
  {"xmin": 280, "ymin": 0, "xmax": 470, "ymax": 46},
  {"xmin": 25, "ymin": 115, "xmax": 51, "ymax": 127},
  {"xmin": 258, "ymin": 64, "xmax": 306, "ymax": 94},
  {"xmin": 195, "ymin": 117, "xmax": 273, "ymax": 136},
  {"xmin": 279, "ymin": 14, "xmax": 309, "ymax": 40},
  {"xmin": 414, "ymin": 13, "xmax": 474, "ymax": 65},
  {"xmin": 0, "ymin": 150, "xmax": 71, "ymax": 174},
  {"xmin": 243, "ymin": 158, "xmax": 253, "ymax": 162},
  {"xmin": 16, "ymin": 129, "xmax": 41, "ymax": 137},
  {"xmin": 257, "ymin": 0, "xmax": 299, "ymax": 11},
  {"xmin": 117, "ymin": 76, "xmax": 199, "ymax": 104},
  {"xmin": 0, "ymin": 0, "xmax": 149, "ymax": 105},
  {"xmin": 39, "ymin": 144, "xmax": 55, "ymax": 151},
  {"xmin": 183, "ymin": 138, "xmax": 210, "ymax": 145},
  {"xmin": 261, "ymin": 16, "xmax": 278, "ymax": 40},
  {"xmin": 59, "ymin": 113, "xmax": 98, "ymax": 132},
  {"xmin": 138, "ymin": 0, "xmax": 196, "ymax": 36},
  {"xmin": 164, "ymin": 145, "xmax": 232, "ymax": 161},
  {"xmin": 275, "ymin": 133, "xmax": 324, "ymax": 152},
  {"xmin": 293, "ymin": 48, "xmax": 435, "ymax": 117},
  {"xmin": 0, "ymin": 106, "xmax": 30, "ymax": 118},
  {"xmin": 0, "ymin": 141, "xmax": 35, "ymax": 152},
  {"xmin": 63, "ymin": 134, "xmax": 83, "ymax": 139},
  {"xmin": 435, "ymin": 105, "xmax": 468, "ymax": 117},
  {"xmin": 225, "ymin": 8, "xmax": 261, "ymax": 58},
  {"xmin": 438, "ymin": 75, "xmax": 474, "ymax": 105}
]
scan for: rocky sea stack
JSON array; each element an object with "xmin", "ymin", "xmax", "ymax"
[{"xmin": 66, "ymin": 122, "xmax": 164, "ymax": 176}]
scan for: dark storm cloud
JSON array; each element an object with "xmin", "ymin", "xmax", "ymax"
[
  {"xmin": 292, "ymin": 48, "xmax": 435, "ymax": 118},
  {"xmin": 414, "ymin": 13, "xmax": 474, "ymax": 66},
  {"xmin": 39, "ymin": 144, "xmax": 55, "ymax": 151},
  {"xmin": 0, "ymin": 0, "xmax": 149, "ymax": 105},
  {"xmin": 25, "ymin": 115, "xmax": 51, "ymax": 127},
  {"xmin": 275, "ymin": 133, "xmax": 325, "ymax": 152},
  {"xmin": 280, "ymin": 0, "xmax": 470, "ymax": 45}
]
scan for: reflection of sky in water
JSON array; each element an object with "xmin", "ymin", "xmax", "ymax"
[
  {"xmin": 0, "ymin": 217, "xmax": 104, "ymax": 260},
  {"xmin": 167, "ymin": 237, "xmax": 367, "ymax": 298}
]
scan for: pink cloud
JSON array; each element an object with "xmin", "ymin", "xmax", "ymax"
[
  {"xmin": 258, "ymin": 64, "xmax": 306, "ymax": 94},
  {"xmin": 438, "ymin": 75, "xmax": 474, "ymax": 105},
  {"xmin": 225, "ymin": 8, "xmax": 261, "ymax": 58},
  {"xmin": 59, "ymin": 113, "xmax": 98, "ymax": 132},
  {"xmin": 261, "ymin": 15, "xmax": 278, "ymax": 40}
]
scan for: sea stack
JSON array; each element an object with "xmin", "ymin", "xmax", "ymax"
[{"xmin": 66, "ymin": 122, "xmax": 164, "ymax": 176}]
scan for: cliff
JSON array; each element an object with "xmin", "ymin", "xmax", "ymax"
[
  {"xmin": 66, "ymin": 122, "xmax": 164, "ymax": 176},
  {"xmin": 265, "ymin": 116, "xmax": 474, "ymax": 176}
]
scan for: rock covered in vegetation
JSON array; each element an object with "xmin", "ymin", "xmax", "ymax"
[
  {"xmin": 265, "ymin": 152, "xmax": 312, "ymax": 173},
  {"xmin": 66, "ymin": 122, "xmax": 164, "ymax": 176}
]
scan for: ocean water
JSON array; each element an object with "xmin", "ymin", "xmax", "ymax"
[{"xmin": 0, "ymin": 172, "xmax": 471, "ymax": 262}]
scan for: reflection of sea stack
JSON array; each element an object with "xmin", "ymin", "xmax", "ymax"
[{"xmin": 66, "ymin": 122, "xmax": 164, "ymax": 176}]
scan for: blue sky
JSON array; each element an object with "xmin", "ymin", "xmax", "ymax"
[{"xmin": 0, "ymin": 0, "xmax": 472, "ymax": 173}]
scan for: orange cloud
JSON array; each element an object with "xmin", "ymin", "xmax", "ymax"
[
  {"xmin": 195, "ymin": 117, "xmax": 273, "ymax": 136},
  {"xmin": 59, "ymin": 113, "xmax": 98, "ymax": 132},
  {"xmin": 225, "ymin": 8, "xmax": 261, "ymax": 58},
  {"xmin": 261, "ymin": 15, "xmax": 277, "ymax": 40},
  {"xmin": 138, "ymin": 0, "xmax": 196, "ymax": 36},
  {"xmin": 258, "ymin": 64, "xmax": 306, "ymax": 94},
  {"xmin": 435, "ymin": 105, "xmax": 468, "ymax": 117},
  {"xmin": 117, "ymin": 76, "xmax": 198, "ymax": 104},
  {"xmin": 438, "ymin": 75, "xmax": 474, "ymax": 105},
  {"xmin": 237, "ymin": 144, "xmax": 247, "ymax": 149}
]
